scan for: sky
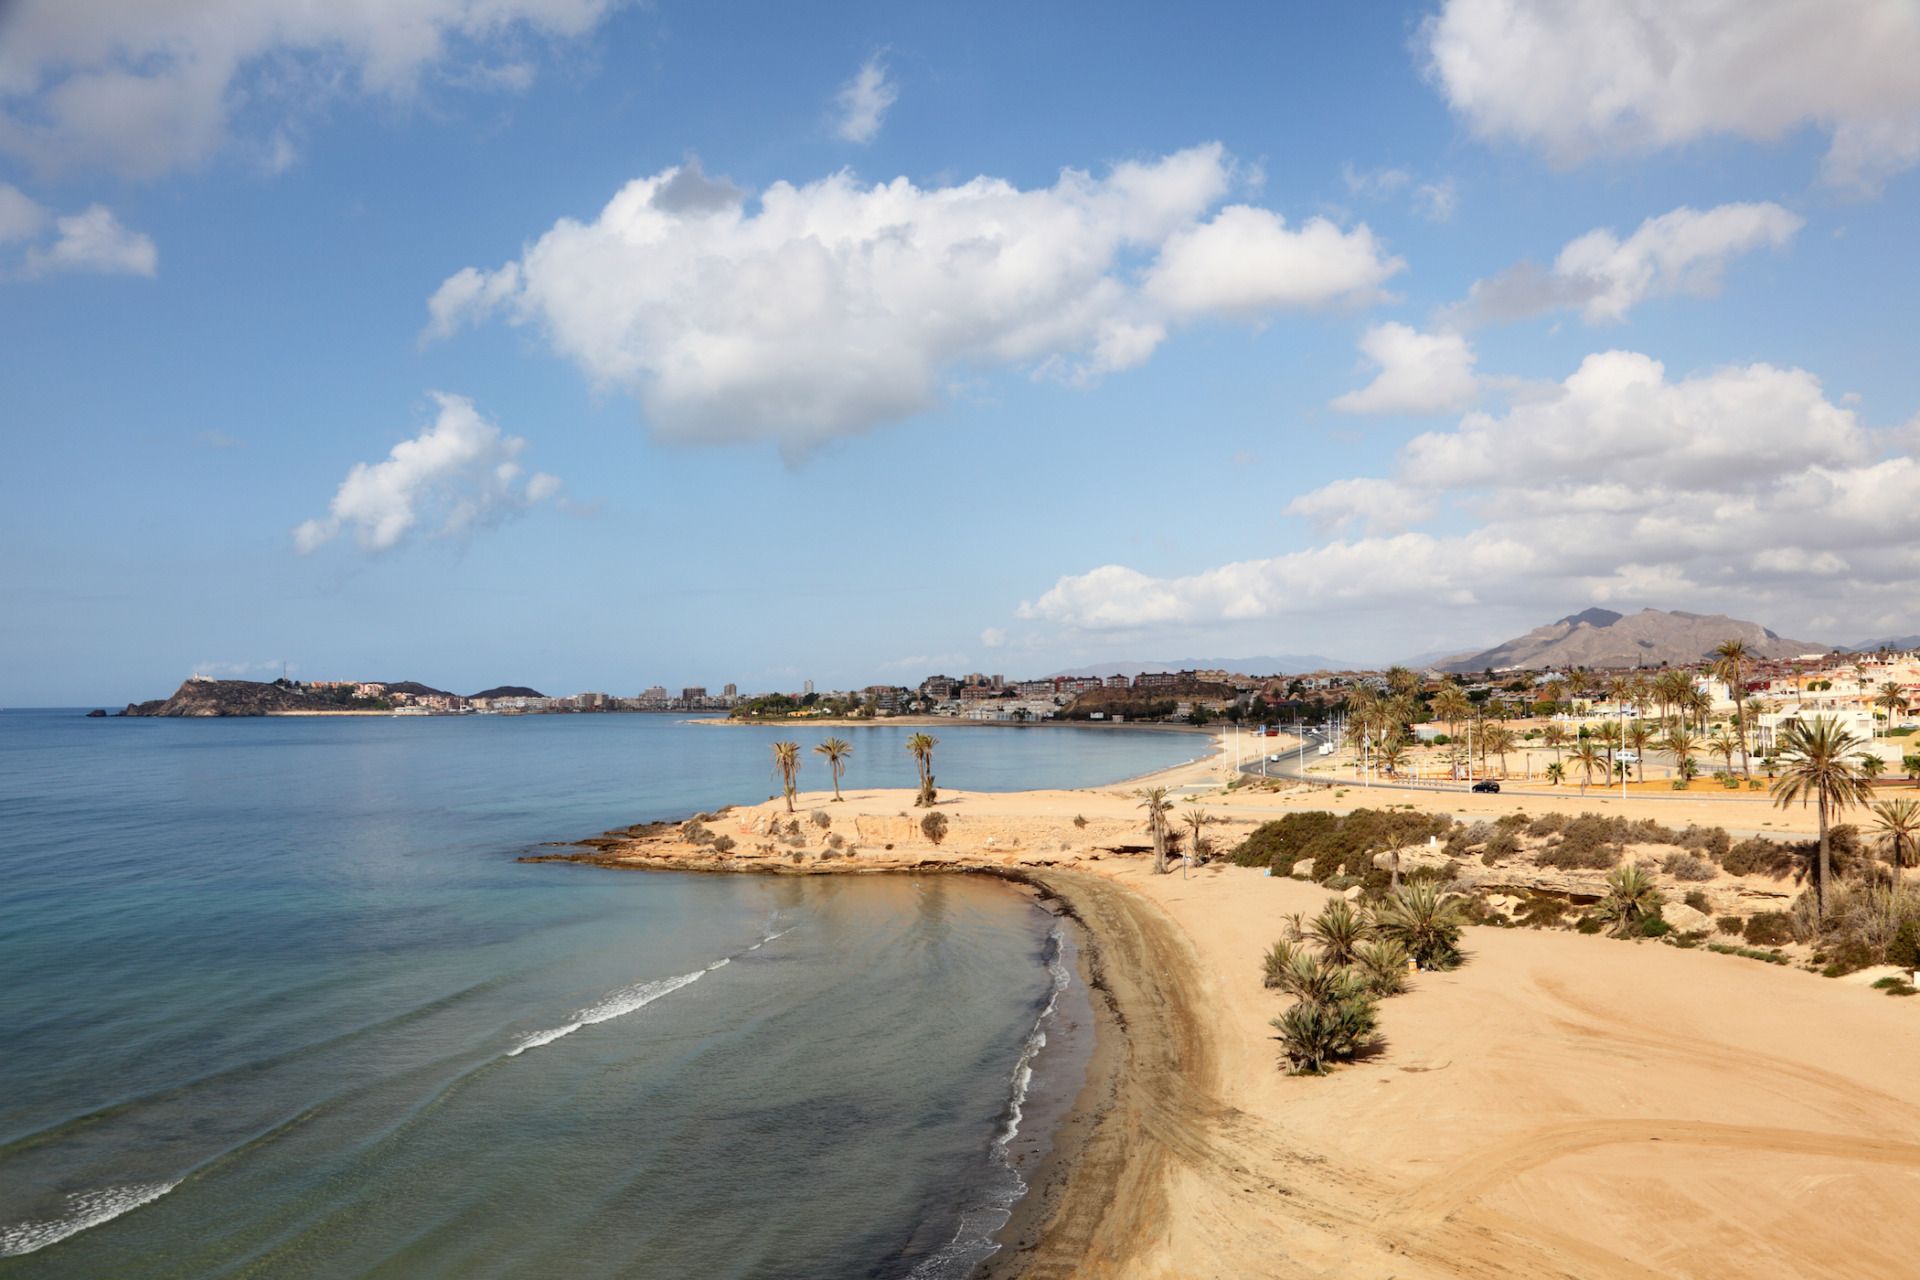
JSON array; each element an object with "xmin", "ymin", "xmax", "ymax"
[{"xmin": 4, "ymin": 0, "xmax": 1920, "ymax": 704}]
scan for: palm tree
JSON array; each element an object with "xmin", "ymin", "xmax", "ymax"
[
  {"xmin": 1877, "ymin": 681, "xmax": 1911, "ymax": 736},
  {"xmin": 1712, "ymin": 639, "xmax": 1752, "ymax": 778},
  {"xmin": 772, "ymin": 740, "xmax": 801, "ymax": 813},
  {"xmin": 1482, "ymin": 724, "xmax": 1515, "ymax": 776},
  {"xmin": 1861, "ymin": 753, "xmax": 1888, "ymax": 784},
  {"xmin": 1386, "ymin": 665, "xmax": 1420, "ymax": 698},
  {"xmin": 1306, "ymin": 899, "xmax": 1374, "ymax": 966},
  {"xmin": 1542, "ymin": 677, "xmax": 1568, "ymax": 711},
  {"xmin": 1872, "ymin": 798, "xmax": 1920, "ymax": 882},
  {"xmin": 1431, "ymin": 682, "xmax": 1472, "ymax": 748},
  {"xmin": 813, "ymin": 737, "xmax": 852, "ymax": 801},
  {"xmin": 1138, "ymin": 786, "xmax": 1174, "ymax": 875},
  {"xmin": 1664, "ymin": 722, "xmax": 1700, "ymax": 784},
  {"xmin": 1625, "ymin": 720, "xmax": 1654, "ymax": 783},
  {"xmin": 1375, "ymin": 881, "xmax": 1469, "ymax": 970},
  {"xmin": 1771, "ymin": 717, "xmax": 1877, "ymax": 922},
  {"xmin": 1181, "ymin": 807, "xmax": 1214, "ymax": 870},
  {"xmin": 1594, "ymin": 720, "xmax": 1621, "ymax": 775},
  {"xmin": 1686, "ymin": 686, "xmax": 1713, "ymax": 734},
  {"xmin": 1543, "ymin": 722, "xmax": 1567, "ymax": 762},
  {"xmin": 1545, "ymin": 761, "xmax": 1565, "ymax": 786},
  {"xmin": 1653, "ymin": 669, "xmax": 1691, "ymax": 725},
  {"xmin": 906, "ymin": 732, "xmax": 939, "ymax": 808},
  {"xmin": 1596, "ymin": 863, "xmax": 1665, "ymax": 936},
  {"xmin": 1568, "ymin": 742, "xmax": 1605, "ymax": 794},
  {"xmin": 1707, "ymin": 728, "xmax": 1740, "ymax": 777},
  {"xmin": 1376, "ymin": 735, "xmax": 1409, "ymax": 777}
]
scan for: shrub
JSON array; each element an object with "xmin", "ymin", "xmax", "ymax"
[
  {"xmin": 1515, "ymin": 895, "xmax": 1568, "ymax": 928},
  {"xmin": 1722, "ymin": 837, "xmax": 1795, "ymax": 878},
  {"xmin": 1574, "ymin": 916, "xmax": 1604, "ymax": 934},
  {"xmin": 1683, "ymin": 889, "xmax": 1711, "ymax": 913},
  {"xmin": 1744, "ymin": 912, "xmax": 1795, "ymax": 946},
  {"xmin": 920, "ymin": 812, "xmax": 949, "ymax": 845},
  {"xmin": 1890, "ymin": 918, "xmax": 1920, "ymax": 971},
  {"xmin": 1073, "ymin": 814, "xmax": 1089, "ymax": 828},
  {"xmin": 1635, "ymin": 916, "xmax": 1673, "ymax": 938},
  {"xmin": 1661, "ymin": 852, "xmax": 1718, "ymax": 882},
  {"xmin": 1374, "ymin": 881, "xmax": 1469, "ymax": 970},
  {"xmin": 1482, "ymin": 831, "xmax": 1520, "ymax": 862},
  {"xmin": 1537, "ymin": 841, "xmax": 1622, "ymax": 871},
  {"xmin": 1677, "ymin": 826, "xmax": 1732, "ymax": 860},
  {"xmin": 1231, "ymin": 811, "xmax": 1340, "ymax": 869},
  {"xmin": 1271, "ymin": 962, "xmax": 1379, "ymax": 1075},
  {"xmin": 712, "ymin": 834, "xmax": 736, "ymax": 853},
  {"xmin": 1262, "ymin": 939, "xmax": 1302, "ymax": 989},
  {"xmin": 1716, "ymin": 914, "xmax": 1743, "ymax": 935},
  {"xmin": 1536, "ymin": 813, "xmax": 1625, "ymax": 870},
  {"xmin": 1353, "ymin": 940, "xmax": 1411, "ymax": 996},
  {"xmin": 784, "ymin": 831, "xmax": 806, "ymax": 848},
  {"xmin": 826, "ymin": 833, "xmax": 845, "ymax": 850},
  {"xmin": 1527, "ymin": 813, "xmax": 1570, "ymax": 837},
  {"xmin": 1307, "ymin": 900, "xmax": 1374, "ymax": 965},
  {"xmin": 812, "ymin": 811, "xmax": 831, "ymax": 830},
  {"xmin": 1595, "ymin": 863, "xmax": 1664, "ymax": 936},
  {"xmin": 1872, "ymin": 976, "xmax": 1919, "ymax": 996}
]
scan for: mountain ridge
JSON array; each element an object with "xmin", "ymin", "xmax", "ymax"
[{"xmin": 1434, "ymin": 607, "xmax": 1828, "ymax": 674}]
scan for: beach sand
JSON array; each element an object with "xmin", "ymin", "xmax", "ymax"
[{"xmin": 554, "ymin": 735, "xmax": 1920, "ymax": 1278}]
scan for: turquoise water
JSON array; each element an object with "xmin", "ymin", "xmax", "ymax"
[{"xmin": 0, "ymin": 712, "xmax": 1193, "ymax": 1276}]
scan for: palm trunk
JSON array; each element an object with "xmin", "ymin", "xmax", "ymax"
[
  {"xmin": 1816, "ymin": 789, "xmax": 1831, "ymax": 923},
  {"xmin": 832, "ymin": 766, "xmax": 842, "ymax": 802}
]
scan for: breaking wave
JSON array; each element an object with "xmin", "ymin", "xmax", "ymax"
[{"xmin": 0, "ymin": 1180, "xmax": 179, "ymax": 1257}]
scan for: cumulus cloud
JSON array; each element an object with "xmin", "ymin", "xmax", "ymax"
[
  {"xmin": 1424, "ymin": 0, "xmax": 1920, "ymax": 193},
  {"xmin": 1462, "ymin": 202, "xmax": 1803, "ymax": 325},
  {"xmin": 833, "ymin": 55, "xmax": 897, "ymax": 144},
  {"xmin": 293, "ymin": 393, "xmax": 561, "ymax": 553},
  {"xmin": 1330, "ymin": 323, "xmax": 1478, "ymax": 415},
  {"xmin": 1020, "ymin": 350, "xmax": 1920, "ymax": 634},
  {"xmin": 0, "ymin": 182, "xmax": 47, "ymax": 242},
  {"xmin": 0, "ymin": 0, "xmax": 630, "ymax": 178},
  {"xmin": 426, "ymin": 145, "xmax": 1402, "ymax": 454},
  {"xmin": 20, "ymin": 204, "xmax": 157, "ymax": 277}
]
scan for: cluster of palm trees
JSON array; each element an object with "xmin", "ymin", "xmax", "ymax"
[
  {"xmin": 1263, "ymin": 882, "xmax": 1469, "ymax": 1074},
  {"xmin": 1135, "ymin": 786, "xmax": 1214, "ymax": 876},
  {"xmin": 765, "ymin": 732, "xmax": 939, "ymax": 812}
]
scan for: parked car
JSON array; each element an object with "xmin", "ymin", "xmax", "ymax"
[
  {"xmin": 1266, "ymin": 753, "xmax": 1283, "ymax": 762},
  {"xmin": 1471, "ymin": 779, "xmax": 1501, "ymax": 793}
]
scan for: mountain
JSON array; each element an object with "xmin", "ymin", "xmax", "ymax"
[
  {"xmin": 1845, "ymin": 635, "xmax": 1920, "ymax": 652},
  {"xmin": 123, "ymin": 679, "xmax": 351, "ymax": 717},
  {"xmin": 469, "ymin": 685, "xmax": 545, "ymax": 699},
  {"xmin": 1435, "ymin": 607, "xmax": 1830, "ymax": 674},
  {"xmin": 1047, "ymin": 654, "xmax": 1348, "ymax": 679}
]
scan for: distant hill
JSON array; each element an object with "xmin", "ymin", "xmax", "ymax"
[
  {"xmin": 380, "ymin": 680, "xmax": 456, "ymax": 698},
  {"xmin": 1844, "ymin": 634, "xmax": 1920, "ymax": 652},
  {"xmin": 470, "ymin": 685, "xmax": 544, "ymax": 699},
  {"xmin": 1436, "ymin": 607, "xmax": 1829, "ymax": 674},
  {"xmin": 1048, "ymin": 654, "xmax": 1347, "ymax": 679},
  {"xmin": 124, "ymin": 679, "xmax": 362, "ymax": 717}
]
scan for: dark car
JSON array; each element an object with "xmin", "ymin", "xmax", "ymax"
[{"xmin": 1471, "ymin": 779, "xmax": 1501, "ymax": 793}]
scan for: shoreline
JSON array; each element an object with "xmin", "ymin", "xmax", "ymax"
[{"xmin": 537, "ymin": 761, "xmax": 1920, "ymax": 1278}]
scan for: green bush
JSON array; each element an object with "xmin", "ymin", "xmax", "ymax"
[
  {"xmin": 1723, "ymin": 837, "xmax": 1795, "ymax": 878},
  {"xmin": 1683, "ymin": 890, "xmax": 1711, "ymax": 913},
  {"xmin": 920, "ymin": 812, "xmax": 949, "ymax": 845},
  {"xmin": 1716, "ymin": 915, "xmax": 1743, "ymax": 935},
  {"xmin": 1889, "ymin": 919, "xmax": 1920, "ymax": 971},
  {"xmin": 1636, "ymin": 916, "xmax": 1673, "ymax": 938},
  {"xmin": 1661, "ymin": 852, "xmax": 1718, "ymax": 882},
  {"xmin": 1516, "ymin": 895, "xmax": 1569, "ymax": 928},
  {"xmin": 1575, "ymin": 916, "xmax": 1604, "ymax": 934},
  {"xmin": 1744, "ymin": 912, "xmax": 1795, "ymax": 946}
]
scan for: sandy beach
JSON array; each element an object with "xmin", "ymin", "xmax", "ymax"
[{"xmin": 547, "ymin": 733, "xmax": 1920, "ymax": 1278}]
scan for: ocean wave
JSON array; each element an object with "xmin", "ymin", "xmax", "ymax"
[
  {"xmin": 507, "ymin": 919, "xmax": 793, "ymax": 1058},
  {"xmin": 0, "ymin": 1180, "xmax": 179, "ymax": 1257}
]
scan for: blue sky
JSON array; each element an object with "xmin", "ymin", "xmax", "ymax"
[{"xmin": 5, "ymin": 0, "xmax": 1919, "ymax": 704}]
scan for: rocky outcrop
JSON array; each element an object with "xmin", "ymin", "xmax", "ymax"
[{"xmin": 122, "ymin": 679, "xmax": 349, "ymax": 717}]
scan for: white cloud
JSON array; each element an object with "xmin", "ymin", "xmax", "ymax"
[
  {"xmin": 1285, "ymin": 477, "xmax": 1438, "ymax": 537},
  {"xmin": 0, "ymin": 183, "xmax": 47, "ymax": 242},
  {"xmin": 0, "ymin": 0, "xmax": 629, "ymax": 178},
  {"xmin": 1413, "ymin": 178, "xmax": 1457, "ymax": 222},
  {"xmin": 1142, "ymin": 205, "xmax": 1401, "ymax": 315},
  {"xmin": 426, "ymin": 146, "xmax": 1403, "ymax": 454},
  {"xmin": 1342, "ymin": 165, "xmax": 1457, "ymax": 222},
  {"xmin": 293, "ymin": 393, "xmax": 560, "ymax": 553},
  {"xmin": 1341, "ymin": 164, "xmax": 1410, "ymax": 198},
  {"xmin": 22, "ymin": 204, "xmax": 156, "ymax": 277},
  {"xmin": 1461, "ymin": 202, "xmax": 1802, "ymax": 324},
  {"xmin": 833, "ymin": 55, "xmax": 897, "ymax": 144},
  {"xmin": 1020, "ymin": 349, "xmax": 1920, "ymax": 634},
  {"xmin": 1424, "ymin": 0, "xmax": 1920, "ymax": 193},
  {"xmin": 1330, "ymin": 322, "xmax": 1478, "ymax": 415},
  {"xmin": 980, "ymin": 627, "xmax": 1007, "ymax": 648}
]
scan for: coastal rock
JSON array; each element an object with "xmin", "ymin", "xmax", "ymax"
[
  {"xmin": 1291, "ymin": 858, "xmax": 1315, "ymax": 878},
  {"xmin": 1663, "ymin": 903, "xmax": 1711, "ymax": 934}
]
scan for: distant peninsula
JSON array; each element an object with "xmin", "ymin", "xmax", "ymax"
[{"xmin": 121, "ymin": 678, "xmax": 551, "ymax": 717}]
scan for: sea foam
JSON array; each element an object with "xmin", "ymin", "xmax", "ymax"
[{"xmin": 0, "ymin": 1180, "xmax": 179, "ymax": 1257}]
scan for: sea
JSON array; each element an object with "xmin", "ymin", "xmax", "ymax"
[{"xmin": 0, "ymin": 710, "xmax": 1200, "ymax": 1278}]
